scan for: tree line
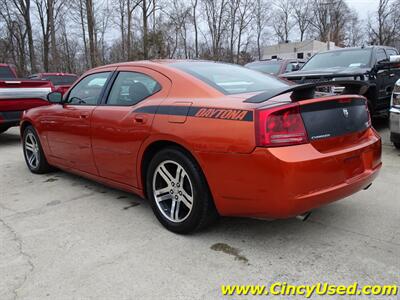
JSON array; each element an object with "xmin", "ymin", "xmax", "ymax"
[{"xmin": 0, "ymin": 0, "xmax": 399, "ymax": 76}]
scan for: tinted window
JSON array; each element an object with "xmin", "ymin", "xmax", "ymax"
[
  {"xmin": 301, "ymin": 49, "xmax": 373, "ymax": 70},
  {"xmin": 0, "ymin": 66, "xmax": 15, "ymax": 79},
  {"xmin": 246, "ymin": 62, "xmax": 282, "ymax": 75},
  {"xmin": 172, "ymin": 62, "xmax": 289, "ymax": 95},
  {"xmin": 376, "ymin": 49, "xmax": 387, "ymax": 63},
  {"xmin": 66, "ymin": 72, "xmax": 110, "ymax": 105},
  {"xmin": 386, "ymin": 49, "xmax": 398, "ymax": 57},
  {"xmin": 44, "ymin": 75, "xmax": 78, "ymax": 85},
  {"xmin": 106, "ymin": 72, "xmax": 161, "ymax": 106}
]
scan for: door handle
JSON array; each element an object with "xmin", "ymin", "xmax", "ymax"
[
  {"xmin": 134, "ymin": 114, "xmax": 147, "ymax": 124},
  {"xmin": 80, "ymin": 112, "xmax": 90, "ymax": 119}
]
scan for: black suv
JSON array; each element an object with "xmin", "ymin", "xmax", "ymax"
[{"xmin": 280, "ymin": 46, "xmax": 400, "ymax": 117}]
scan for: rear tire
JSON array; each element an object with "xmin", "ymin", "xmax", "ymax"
[
  {"xmin": 146, "ymin": 147, "xmax": 218, "ymax": 234},
  {"xmin": 394, "ymin": 142, "xmax": 400, "ymax": 149},
  {"xmin": 22, "ymin": 126, "xmax": 52, "ymax": 174}
]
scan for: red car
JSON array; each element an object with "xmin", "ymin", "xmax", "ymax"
[
  {"xmin": 20, "ymin": 61, "xmax": 381, "ymax": 233},
  {"xmin": 29, "ymin": 73, "xmax": 78, "ymax": 95},
  {"xmin": 0, "ymin": 64, "xmax": 54, "ymax": 134}
]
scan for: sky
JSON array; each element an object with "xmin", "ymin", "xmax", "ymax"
[{"xmin": 345, "ymin": 0, "xmax": 378, "ymax": 20}]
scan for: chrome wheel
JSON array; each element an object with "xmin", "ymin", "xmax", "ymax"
[
  {"xmin": 152, "ymin": 160, "xmax": 194, "ymax": 223},
  {"xmin": 24, "ymin": 132, "xmax": 40, "ymax": 169}
]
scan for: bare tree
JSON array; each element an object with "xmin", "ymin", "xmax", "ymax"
[
  {"xmin": 368, "ymin": 0, "xmax": 400, "ymax": 46},
  {"xmin": 0, "ymin": 0, "xmax": 28, "ymax": 74},
  {"xmin": 10, "ymin": 0, "xmax": 38, "ymax": 72},
  {"xmin": 344, "ymin": 10, "xmax": 363, "ymax": 47},
  {"xmin": 292, "ymin": 0, "xmax": 311, "ymax": 41},
  {"xmin": 236, "ymin": 0, "xmax": 254, "ymax": 63},
  {"xmin": 203, "ymin": 0, "xmax": 229, "ymax": 60},
  {"xmin": 192, "ymin": 0, "xmax": 199, "ymax": 58},
  {"xmin": 127, "ymin": 0, "xmax": 141, "ymax": 60},
  {"xmin": 85, "ymin": 0, "xmax": 97, "ymax": 67},
  {"xmin": 308, "ymin": 0, "xmax": 352, "ymax": 47},
  {"xmin": 228, "ymin": 0, "xmax": 240, "ymax": 62},
  {"xmin": 272, "ymin": 0, "xmax": 294, "ymax": 42},
  {"xmin": 254, "ymin": 0, "xmax": 269, "ymax": 60}
]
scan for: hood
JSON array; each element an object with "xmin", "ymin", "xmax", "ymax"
[{"xmin": 281, "ymin": 66, "xmax": 372, "ymax": 78}]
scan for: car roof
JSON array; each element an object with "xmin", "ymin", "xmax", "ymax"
[
  {"xmin": 245, "ymin": 59, "xmax": 304, "ymax": 65},
  {"xmin": 318, "ymin": 45, "xmax": 397, "ymax": 54},
  {"xmin": 89, "ymin": 59, "xmax": 243, "ymax": 75},
  {"xmin": 35, "ymin": 72, "xmax": 78, "ymax": 76}
]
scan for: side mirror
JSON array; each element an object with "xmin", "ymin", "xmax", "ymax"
[
  {"xmin": 292, "ymin": 64, "xmax": 300, "ymax": 71},
  {"xmin": 47, "ymin": 92, "xmax": 63, "ymax": 104}
]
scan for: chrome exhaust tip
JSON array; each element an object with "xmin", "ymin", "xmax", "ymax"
[
  {"xmin": 296, "ymin": 211, "xmax": 312, "ymax": 222},
  {"xmin": 363, "ymin": 183, "xmax": 372, "ymax": 190}
]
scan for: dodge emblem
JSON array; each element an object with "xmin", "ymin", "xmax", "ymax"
[{"xmin": 342, "ymin": 108, "xmax": 349, "ymax": 118}]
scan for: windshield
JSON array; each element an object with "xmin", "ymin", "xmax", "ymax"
[
  {"xmin": 301, "ymin": 49, "xmax": 373, "ymax": 70},
  {"xmin": 246, "ymin": 62, "xmax": 282, "ymax": 75},
  {"xmin": 44, "ymin": 75, "xmax": 78, "ymax": 86},
  {"xmin": 171, "ymin": 62, "xmax": 289, "ymax": 95},
  {"xmin": 0, "ymin": 66, "xmax": 16, "ymax": 79}
]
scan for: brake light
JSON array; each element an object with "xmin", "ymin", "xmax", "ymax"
[{"xmin": 255, "ymin": 104, "xmax": 308, "ymax": 147}]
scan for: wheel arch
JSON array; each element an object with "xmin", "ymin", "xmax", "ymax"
[
  {"xmin": 138, "ymin": 139, "xmax": 210, "ymax": 200},
  {"xmin": 20, "ymin": 120, "xmax": 33, "ymax": 136}
]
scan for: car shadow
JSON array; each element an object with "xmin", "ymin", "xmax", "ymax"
[
  {"xmin": 0, "ymin": 130, "xmax": 21, "ymax": 146},
  {"xmin": 372, "ymin": 117, "xmax": 389, "ymax": 132}
]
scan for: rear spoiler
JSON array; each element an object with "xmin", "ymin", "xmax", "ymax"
[{"xmin": 244, "ymin": 80, "xmax": 370, "ymax": 103}]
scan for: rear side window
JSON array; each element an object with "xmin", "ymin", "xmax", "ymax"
[
  {"xmin": 376, "ymin": 49, "xmax": 387, "ymax": 63},
  {"xmin": 0, "ymin": 66, "xmax": 15, "ymax": 79},
  {"xmin": 66, "ymin": 72, "xmax": 111, "ymax": 105},
  {"xmin": 171, "ymin": 62, "xmax": 289, "ymax": 95},
  {"xmin": 106, "ymin": 72, "xmax": 161, "ymax": 106},
  {"xmin": 386, "ymin": 49, "xmax": 398, "ymax": 57}
]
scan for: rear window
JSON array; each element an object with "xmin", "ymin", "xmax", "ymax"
[
  {"xmin": 171, "ymin": 62, "xmax": 289, "ymax": 95},
  {"xmin": 0, "ymin": 66, "xmax": 15, "ymax": 79},
  {"xmin": 44, "ymin": 75, "xmax": 78, "ymax": 85},
  {"xmin": 246, "ymin": 62, "xmax": 282, "ymax": 75}
]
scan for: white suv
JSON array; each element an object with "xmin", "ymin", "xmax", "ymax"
[{"xmin": 390, "ymin": 79, "xmax": 400, "ymax": 149}]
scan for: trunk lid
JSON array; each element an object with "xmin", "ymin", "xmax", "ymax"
[{"xmin": 298, "ymin": 96, "xmax": 371, "ymax": 152}]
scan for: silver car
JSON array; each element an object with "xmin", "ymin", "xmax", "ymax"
[{"xmin": 390, "ymin": 79, "xmax": 400, "ymax": 149}]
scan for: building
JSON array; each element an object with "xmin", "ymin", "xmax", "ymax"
[{"xmin": 262, "ymin": 40, "xmax": 340, "ymax": 60}]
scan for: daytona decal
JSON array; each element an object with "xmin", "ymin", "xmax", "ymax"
[
  {"xmin": 194, "ymin": 108, "xmax": 249, "ymax": 121},
  {"xmin": 134, "ymin": 105, "xmax": 253, "ymax": 121}
]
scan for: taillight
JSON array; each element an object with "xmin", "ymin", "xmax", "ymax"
[{"xmin": 255, "ymin": 104, "xmax": 308, "ymax": 147}]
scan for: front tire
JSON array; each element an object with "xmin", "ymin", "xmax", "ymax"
[
  {"xmin": 23, "ymin": 126, "xmax": 52, "ymax": 174},
  {"xmin": 146, "ymin": 147, "xmax": 218, "ymax": 234}
]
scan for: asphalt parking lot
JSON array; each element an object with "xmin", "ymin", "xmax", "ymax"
[{"xmin": 0, "ymin": 123, "xmax": 399, "ymax": 300}]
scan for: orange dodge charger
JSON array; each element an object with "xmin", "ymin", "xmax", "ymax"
[{"xmin": 20, "ymin": 60, "xmax": 382, "ymax": 233}]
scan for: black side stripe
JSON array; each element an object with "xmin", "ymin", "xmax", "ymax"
[{"xmin": 134, "ymin": 105, "xmax": 253, "ymax": 122}]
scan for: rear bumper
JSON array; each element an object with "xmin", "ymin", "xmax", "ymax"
[
  {"xmin": 0, "ymin": 110, "xmax": 23, "ymax": 128},
  {"xmin": 197, "ymin": 129, "xmax": 382, "ymax": 218}
]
